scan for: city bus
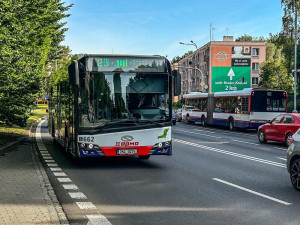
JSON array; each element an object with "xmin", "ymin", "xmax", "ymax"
[
  {"xmin": 48, "ymin": 54, "xmax": 181, "ymax": 159},
  {"xmin": 182, "ymin": 88, "xmax": 287, "ymax": 130}
]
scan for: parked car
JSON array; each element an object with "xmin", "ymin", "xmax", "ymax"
[
  {"xmin": 258, "ymin": 113, "xmax": 300, "ymax": 146},
  {"xmin": 181, "ymin": 105, "xmax": 195, "ymax": 121},
  {"xmin": 287, "ymin": 128, "xmax": 300, "ymax": 191}
]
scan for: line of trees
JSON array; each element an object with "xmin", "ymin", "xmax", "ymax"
[{"xmin": 0, "ymin": 0, "xmax": 72, "ymax": 126}]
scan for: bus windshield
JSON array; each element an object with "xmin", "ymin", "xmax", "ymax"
[
  {"xmin": 78, "ymin": 72, "xmax": 170, "ymax": 128},
  {"xmin": 250, "ymin": 91, "xmax": 286, "ymax": 112}
]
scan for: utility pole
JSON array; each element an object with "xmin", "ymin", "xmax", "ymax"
[{"xmin": 294, "ymin": 0, "xmax": 298, "ymax": 112}]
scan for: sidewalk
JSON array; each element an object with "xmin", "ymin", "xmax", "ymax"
[{"xmin": 0, "ymin": 126, "xmax": 68, "ymax": 225}]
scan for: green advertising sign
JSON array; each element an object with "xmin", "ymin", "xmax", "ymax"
[{"xmin": 212, "ymin": 67, "xmax": 251, "ymax": 92}]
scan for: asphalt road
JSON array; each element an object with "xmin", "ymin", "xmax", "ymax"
[{"xmin": 38, "ymin": 120, "xmax": 300, "ymax": 225}]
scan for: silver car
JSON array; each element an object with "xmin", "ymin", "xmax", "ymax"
[{"xmin": 287, "ymin": 128, "xmax": 300, "ymax": 191}]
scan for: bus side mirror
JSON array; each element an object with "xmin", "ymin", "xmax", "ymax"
[
  {"xmin": 173, "ymin": 70, "xmax": 181, "ymax": 96},
  {"xmin": 68, "ymin": 60, "xmax": 79, "ymax": 86}
]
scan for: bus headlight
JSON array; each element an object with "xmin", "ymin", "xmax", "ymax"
[
  {"xmin": 80, "ymin": 143, "xmax": 85, "ymax": 147},
  {"xmin": 88, "ymin": 144, "xmax": 94, "ymax": 149}
]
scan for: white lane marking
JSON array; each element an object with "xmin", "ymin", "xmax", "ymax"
[
  {"xmin": 231, "ymin": 139, "xmax": 260, "ymax": 146},
  {"xmin": 173, "ymin": 139, "xmax": 286, "ymax": 168},
  {"xmin": 76, "ymin": 202, "xmax": 96, "ymax": 210},
  {"xmin": 194, "ymin": 142, "xmax": 229, "ymax": 144},
  {"xmin": 45, "ymin": 160, "xmax": 55, "ymax": 163},
  {"xmin": 39, "ymin": 150, "xmax": 48, "ymax": 152},
  {"xmin": 178, "ymin": 124, "xmax": 256, "ymax": 137},
  {"xmin": 69, "ymin": 192, "xmax": 87, "ymax": 199},
  {"xmin": 57, "ymin": 178, "xmax": 72, "ymax": 183},
  {"xmin": 274, "ymin": 147, "xmax": 287, "ymax": 151},
  {"xmin": 63, "ymin": 184, "xmax": 79, "ymax": 190},
  {"xmin": 192, "ymin": 129, "xmax": 216, "ymax": 134},
  {"xmin": 41, "ymin": 154, "xmax": 51, "ymax": 157},
  {"xmin": 37, "ymin": 121, "xmax": 111, "ymax": 225},
  {"xmin": 276, "ymin": 157, "xmax": 287, "ymax": 161},
  {"xmin": 213, "ymin": 178, "xmax": 292, "ymax": 206},
  {"xmin": 53, "ymin": 172, "xmax": 67, "ymax": 177},
  {"xmin": 43, "ymin": 156, "xmax": 53, "ymax": 160},
  {"xmin": 87, "ymin": 214, "xmax": 112, "ymax": 225},
  {"xmin": 47, "ymin": 163, "xmax": 58, "ymax": 167},
  {"xmin": 50, "ymin": 167, "xmax": 62, "ymax": 172},
  {"xmin": 173, "ymin": 128, "xmax": 222, "ymax": 139}
]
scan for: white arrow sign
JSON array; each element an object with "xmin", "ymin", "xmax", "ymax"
[{"xmin": 227, "ymin": 68, "xmax": 235, "ymax": 80}]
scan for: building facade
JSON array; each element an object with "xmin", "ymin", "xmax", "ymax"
[{"xmin": 178, "ymin": 36, "xmax": 266, "ymax": 95}]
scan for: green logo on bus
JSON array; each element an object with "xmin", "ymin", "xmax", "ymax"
[{"xmin": 158, "ymin": 128, "xmax": 169, "ymax": 139}]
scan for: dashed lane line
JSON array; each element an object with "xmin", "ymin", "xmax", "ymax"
[
  {"xmin": 173, "ymin": 138, "xmax": 286, "ymax": 168},
  {"xmin": 276, "ymin": 157, "xmax": 287, "ymax": 161},
  {"xmin": 213, "ymin": 178, "xmax": 292, "ymax": 206},
  {"xmin": 69, "ymin": 192, "xmax": 87, "ymax": 199},
  {"xmin": 76, "ymin": 202, "xmax": 97, "ymax": 210},
  {"xmin": 173, "ymin": 128, "xmax": 222, "ymax": 139},
  {"xmin": 231, "ymin": 139, "xmax": 260, "ymax": 146},
  {"xmin": 57, "ymin": 178, "xmax": 72, "ymax": 183}
]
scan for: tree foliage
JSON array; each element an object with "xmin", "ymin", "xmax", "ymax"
[
  {"xmin": 171, "ymin": 51, "xmax": 194, "ymax": 64},
  {"xmin": 235, "ymin": 34, "xmax": 266, "ymax": 42},
  {"xmin": 0, "ymin": 0, "xmax": 72, "ymax": 126}
]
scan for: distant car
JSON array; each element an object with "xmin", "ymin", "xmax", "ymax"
[
  {"xmin": 287, "ymin": 128, "xmax": 300, "ymax": 190},
  {"xmin": 166, "ymin": 110, "xmax": 176, "ymax": 125},
  {"xmin": 182, "ymin": 105, "xmax": 195, "ymax": 121},
  {"xmin": 258, "ymin": 113, "xmax": 300, "ymax": 146},
  {"xmin": 176, "ymin": 109, "xmax": 182, "ymax": 122}
]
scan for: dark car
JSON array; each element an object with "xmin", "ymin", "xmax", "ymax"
[
  {"xmin": 258, "ymin": 113, "xmax": 300, "ymax": 146},
  {"xmin": 166, "ymin": 110, "xmax": 176, "ymax": 125}
]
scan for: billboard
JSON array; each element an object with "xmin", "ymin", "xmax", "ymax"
[{"xmin": 212, "ymin": 46, "xmax": 251, "ymax": 92}]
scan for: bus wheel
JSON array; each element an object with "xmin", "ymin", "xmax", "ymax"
[
  {"xmin": 139, "ymin": 155, "xmax": 150, "ymax": 160},
  {"xmin": 258, "ymin": 129, "xmax": 267, "ymax": 143},
  {"xmin": 229, "ymin": 119, "xmax": 234, "ymax": 131}
]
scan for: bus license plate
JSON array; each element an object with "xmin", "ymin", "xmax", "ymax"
[{"xmin": 117, "ymin": 149, "xmax": 137, "ymax": 155}]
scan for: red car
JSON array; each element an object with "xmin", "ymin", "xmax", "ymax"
[{"xmin": 258, "ymin": 113, "xmax": 300, "ymax": 146}]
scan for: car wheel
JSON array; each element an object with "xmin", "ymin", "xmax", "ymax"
[
  {"xmin": 187, "ymin": 115, "xmax": 190, "ymax": 124},
  {"xmin": 290, "ymin": 159, "xmax": 300, "ymax": 191},
  {"xmin": 285, "ymin": 133, "xmax": 293, "ymax": 147},
  {"xmin": 139, "ymin": 155, "xmax": 150, "ymax": 160},
  {"xmin": 229, "ymin": 119, "xmax": 234, "ymax": 131},
  {"xmin": 258, "ymin": 129, "xmax": 267, "ymax": 143},
  {"xmin": 201, "ymin": 117, "xmax": 206, "ymax": 126}
]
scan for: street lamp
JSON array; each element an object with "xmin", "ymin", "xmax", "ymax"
[
  {"xmin": 179, "ymin": 40, "xmax": 198, "ymax": 49},
  {"xmin": 293, "ymin": 0, "xmax": 298, "ymax": 113}
]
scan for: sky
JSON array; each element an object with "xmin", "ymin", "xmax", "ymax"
[{"xmin": 62, "ymin": 0, "xmax": 284, "ymax": 60}]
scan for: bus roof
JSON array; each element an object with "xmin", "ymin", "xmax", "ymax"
[
  {"xmin": 77, "ymin": 54, "xmax": 166, "ymax": 60},
  {"xmin": 183, "ymin": 88, "xmax": 286, "ymax": 99}
]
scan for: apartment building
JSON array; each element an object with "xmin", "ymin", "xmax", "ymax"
[{"xmin": 178, "ymin": 36, "xmax": 266, "ymax": 95}]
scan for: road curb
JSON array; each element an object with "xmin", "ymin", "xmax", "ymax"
[{"xmin": 32, "ymin": 120, "xmax": 70, "ymax": 224}]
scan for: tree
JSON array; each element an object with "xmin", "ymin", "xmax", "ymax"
[
  {"xmin": 235, "ymin": 34, "xmax": 266, "ymax": 42},
  {"xmin": 259, "ymin": 46, "xmax": 293, "ymax": 92},
  {"xmin": 0, "ymin": 0, "xmax": 72, "ymax": 126}
]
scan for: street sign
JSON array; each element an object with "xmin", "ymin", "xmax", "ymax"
[
  {"xmin": 45, "ymin": 95, "xmax": 48, "ymax": 100},
  {"xmin": 212, "ymin": 67, "xmax": 250, "ymax": 92},
  {"xmin": 200, "ymin": 82, "xmax": 205, "ymax": 86}
]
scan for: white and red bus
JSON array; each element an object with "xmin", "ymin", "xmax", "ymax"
[
  {"xmin": 48, "ymin": 54, "xmax": 181, "ymax": 159},
  {"xmin": 182, "ymin": 88, "xmax": 287, "ymax": 130}
]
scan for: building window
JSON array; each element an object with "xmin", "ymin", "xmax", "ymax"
[
  {"xmin": 252, "ymin": 63, "xmax": 259, "ymax": 70},
  {"xmin": 252, "ymin": 48, "xmax": 259, "ymax": 56},
  {"xmin": 252, "ymin": 77, "xmax": 259, "ymax": 85}
]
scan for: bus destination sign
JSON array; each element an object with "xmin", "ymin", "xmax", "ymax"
[{"xmin": 88, "ymin": 57, "xmax": 166, "ymax": 72}]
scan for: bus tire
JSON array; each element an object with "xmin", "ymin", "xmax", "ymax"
[
  {"xmin": 229, "ymin": 119, "xmax": 234, "ymax": 131},
  {"xmin": 139, "ymin": 155, "xmax": 150, "ymax": 160},
  {"xmin": 258, "ymin": 129, "xmax": 267, "ymax": 143}
]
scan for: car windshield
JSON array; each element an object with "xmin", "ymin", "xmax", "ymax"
[{"xmin": 78, "ymin": 72, "xmax": 170, "ymax": 128}]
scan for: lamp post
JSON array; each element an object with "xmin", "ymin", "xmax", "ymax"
[
  {"xmin": 179, "ymin": 40, "xmax": 198, "ymax": 49},
  {"xmin": 293, "ymin": 0, "xmax": 298, "ymax": 113}
]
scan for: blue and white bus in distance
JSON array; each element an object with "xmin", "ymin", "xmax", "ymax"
[{"xmin": 182, "ymin": 88, "xmax": 287, "ymax": 130}]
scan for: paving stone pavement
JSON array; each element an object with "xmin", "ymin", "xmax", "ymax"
[{"xmin": 0, "ymin": 136, "xmax": 69, "ymax": 225}]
